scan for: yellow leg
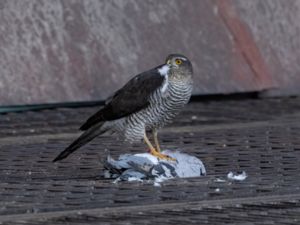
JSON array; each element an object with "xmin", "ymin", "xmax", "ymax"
[
  {"xmin": 153, "ymin": 129, "xmax": 161, "ymax": 152},
  {"xmin": 144, "ymin": 132, "xmax": 175, "ymax": 161}
]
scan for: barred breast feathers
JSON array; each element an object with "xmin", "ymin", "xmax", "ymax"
[{"xmin": 120, "ymin": 64, "xmax": 193, "ymax": 142}]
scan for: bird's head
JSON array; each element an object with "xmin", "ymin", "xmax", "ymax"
[{"xmin": 165, "ymin": 54, "xmax": 193, "ymax": 79}]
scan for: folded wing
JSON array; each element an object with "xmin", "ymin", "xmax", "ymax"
[{"xmin": 80, "ymin": 66, "xmax": 165, "ymax": 131}]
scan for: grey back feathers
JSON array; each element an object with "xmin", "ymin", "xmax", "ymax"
[{"xmin": 80, "ymin": 65, "xmax": 165, "ymax": 131}]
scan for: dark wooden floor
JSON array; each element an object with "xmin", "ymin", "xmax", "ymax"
[{"xmin": 0, "ymin": 97, "xmax": 300, "ymax": 224}]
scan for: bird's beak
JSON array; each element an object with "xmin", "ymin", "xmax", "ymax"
[{"xmin": 166, "ymin": 60, "xmax": 171, "ymax": 65}]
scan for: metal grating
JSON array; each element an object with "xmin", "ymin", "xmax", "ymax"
[{"xmin": 0, "ymin": 97, "xmax": 300, "ymax": 224}]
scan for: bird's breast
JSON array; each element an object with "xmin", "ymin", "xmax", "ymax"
[
  {"xmin": 120, "ymin": 79, "xmax": 192, "ymax": 142},
  {"xmin": 144, "ymin": 79, "xmax": 193, "ymax": 128}
]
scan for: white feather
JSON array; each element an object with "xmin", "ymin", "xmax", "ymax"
[
  {"xmin": 227, "ymin": 171, "xmax": 247, "ymax": 181},
  {"xmin": 158, "ymin": 65, "xmax": 170, "ymax": 94},
  {"xmin": 158, "ymin": 65, "xmax": 170, "ymax": 76},
  {"xmin": 161, "ymin": 75, "xmax": 168, "ymax": 94}
]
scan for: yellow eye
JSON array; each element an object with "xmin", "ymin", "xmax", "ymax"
[{"xmin": 175, "ymin": 59, "xmax": 182, "ymax": 65}]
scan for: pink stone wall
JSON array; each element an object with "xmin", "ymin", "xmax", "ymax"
[{"xmin": 0, "ymin": 0, "xmax": 298, "ymax": 105}]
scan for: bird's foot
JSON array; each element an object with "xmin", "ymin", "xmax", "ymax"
[{"xmin": 149, "ymin": 149, "xmax": 176, "ymax": 161}]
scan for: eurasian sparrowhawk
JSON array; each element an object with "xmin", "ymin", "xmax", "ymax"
[{"xmin": 53, "ymin": 54, "xmax": 193, "ymax": 162}]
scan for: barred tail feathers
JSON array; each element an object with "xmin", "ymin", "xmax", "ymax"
[{"xmin": 53, "ymin": 122, "xmax": 107, "ymax": 162}]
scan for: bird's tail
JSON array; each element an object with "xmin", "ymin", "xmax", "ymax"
[{"xmin": 53, "ymin": 122, "xmax": 107, "ymax": 162}]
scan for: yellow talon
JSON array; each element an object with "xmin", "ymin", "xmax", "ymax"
[
  {"xmin": 149, "ymin": 149, "xmax": 176, "ymax": 161},
  {"xmin": 144, "ymin": 132, "xmax": 175, "ymax": 161}
]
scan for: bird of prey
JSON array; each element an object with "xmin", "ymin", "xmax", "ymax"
[{"xmin": 53, "ymin": 54, "xmax": 193, "ymax": 162}]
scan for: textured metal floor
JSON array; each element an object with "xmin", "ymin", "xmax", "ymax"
[{"xmin": 0, "ymin": 97, "xmax": 300, "ymax": 224}]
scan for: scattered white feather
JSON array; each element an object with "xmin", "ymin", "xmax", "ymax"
[
  {"xmin": 227, "ymin": 171, "xmax": 247, "ymax": 181},
  {"xmin": 215, "ymin": 178, "xmax": 226, "ymax": 183},
  {"xmin": 128, "ymin": 177, "xmax": 143, "ymax": 182},
  {"xmin": 103, "ymin": 170, "xmax": 111, "ymax": 178},
  {"xmin": 113, "ymin": 177, "xmax": 121, "ymax": 184},
  {"xmin": 154, "ymin": 176, "xmax": 169, "ymax": 187},
  {"xmin": 191, "ymin": 115, "xmax": 198, "ymax": 120},
  {"xmin": 154, "ymin": 182, "xmax": 161, "ymax": 187},
  {"xmin": 158, "ymin": 65, "xmax": 170, "ymax": 76}
]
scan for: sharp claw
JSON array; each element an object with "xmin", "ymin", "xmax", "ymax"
[
  {"xmin": 164, "ymin": 156, "xmax": 177, "ymax": 161},
  {"xmin": 150, "ymin": 149, "xmax": 176, "ymax": 161}
]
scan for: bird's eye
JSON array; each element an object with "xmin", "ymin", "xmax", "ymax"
[{"xmin": 175, "ymin": 59, "xmax": 182, "ymax": 65}]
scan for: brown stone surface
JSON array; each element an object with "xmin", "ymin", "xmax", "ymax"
[{"xmin": 0, "ymin": 0, "xmax": 298, "ymax": 105}]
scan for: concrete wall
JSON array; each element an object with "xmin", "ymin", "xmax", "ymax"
[
  {"xmin": 0, "ymin": 0, "xmax": 298, "ymax": 105},
  {"xmin": 233, "ymin": 0, "xmax": 300, "ymax": 97}
]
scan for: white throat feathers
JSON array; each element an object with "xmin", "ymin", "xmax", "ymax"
[
  {"xmin": 158, "ymin": 65, "xmax": 170, "ymax": 94},
  {"xmin": 158, "ymin": 65, "xmax": 170, "ymax": 77}
]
